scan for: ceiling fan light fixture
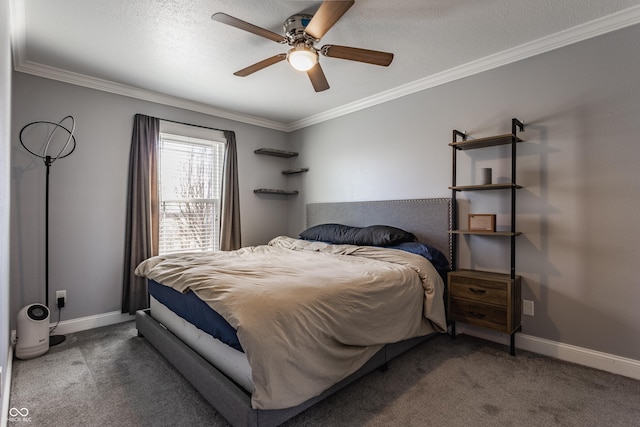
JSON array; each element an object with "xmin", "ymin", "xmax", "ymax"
[{"xmin": 287, "ymin": 45, "xmax": 318, "ymax": 71}]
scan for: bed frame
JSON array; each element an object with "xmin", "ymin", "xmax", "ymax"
[{"xmin": 136, "ymin": 198, "xmax": 452, "ymax": 427}]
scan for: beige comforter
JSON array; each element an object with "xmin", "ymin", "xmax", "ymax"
[{"xmin": 135, "ymin": 236, "xmax": 447, "ymax": 409}]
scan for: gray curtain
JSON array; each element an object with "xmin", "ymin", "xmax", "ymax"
[
  {"xmin": 122, "ymin": 114, "xmax": 159, "ymax": 314},
  {"xmin": 220, "ymin": 130, "xmax": 241, "ymax": 250},
  {"xmin": 122, "ymin": 117, "xmax": 241, "ymax": 313}
]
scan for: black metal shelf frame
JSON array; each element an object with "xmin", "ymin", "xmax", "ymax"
[{"xmin": 450, "ymin": 118, "xmax": 525, "ymax": 279}]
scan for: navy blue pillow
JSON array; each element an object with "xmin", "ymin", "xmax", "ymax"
[
  {"xmin": 388, "ymin": 241, "xmax": 450, "ymax": 275},
  {"xmin": 299, "ymin": 223, "xmax": 416, "ymax": 247}
]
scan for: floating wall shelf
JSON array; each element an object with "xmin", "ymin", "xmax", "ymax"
[
  {"xmin": 254, "ymin": 148, "xmax": 306, "ymax": 196},
  {"xmin": 253, "ymin": 189, "xmax": 299, "ymax": 195},
  {"xmin": 282, "ymin": 168, "xmax": 309, "ymax": 175},
  {"xmin": 254, "ymin": 148, "xmax": 298, "ymax": 158}
]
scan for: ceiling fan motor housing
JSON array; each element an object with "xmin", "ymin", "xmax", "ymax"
[{"xmin": 284, "ymin": 14, "xmax": 315, "ymax": 45}]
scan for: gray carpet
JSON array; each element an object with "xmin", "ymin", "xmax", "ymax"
[{"xmin": 9, "ymin": 321, "xmax": 640, "ymax": 426}]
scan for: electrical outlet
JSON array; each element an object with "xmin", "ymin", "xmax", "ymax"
[
  {"xmin": 523, "ymin": 299, "xmax": 534, "ymax": 316},
  {"xmin": 56, "ymin": 290, "xmax": 67, "ymax": 307}
]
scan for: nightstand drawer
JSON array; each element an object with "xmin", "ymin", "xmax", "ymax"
[
  {"xmin": 447, "ymin": 270, "xmax": 522, "ymax": 335},
  {"xmin": 449, "ymin": 298, "xmax": 508, "ymax": 331},
  {"xmin": 449, "ymin": 278, "xmax": 507, "ymax": 306}
]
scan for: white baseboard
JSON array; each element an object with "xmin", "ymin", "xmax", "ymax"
[
  {"xmin": 457, "ymin": 325, "xmax": 640, "ymax": 381},
  {"xmin": 50, "ymin": 310, "xmax": 135, "ymax": 336},
  {"xmin": 10, "ymin": 310, "xmax": 135, "ymax": 344}
]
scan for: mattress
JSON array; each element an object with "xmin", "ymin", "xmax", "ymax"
[
  {"xmin": 148, "ymin": 280, "xmax": 242, "ymax": 351},
  {"xmin": 149, "ymin": 295, "xmax": 254, "ymax": 393}
]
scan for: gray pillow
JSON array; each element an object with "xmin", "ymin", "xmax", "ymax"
[{"xmin": 299, "ymin": 223, "xmax": 416, "ymax": 246}]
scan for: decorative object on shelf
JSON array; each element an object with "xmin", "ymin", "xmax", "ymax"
[
  {"xmin": 448, "ymin": 118, "xmax": 525, "ymax": 355},
  {"xmin": 19, "ymin": 115, "xmax": 78, "ymax": 348},
  {"xmin": 481, "ymin": 168, "xmax": 492, "ymax": 185},
  {"xmin": 468, "ymin": 214, "xmax": 496, "ymax": 232}
]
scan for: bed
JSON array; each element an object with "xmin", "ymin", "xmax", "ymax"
[{"xmin": 135, "ymin": 198, "xmax": 452, "ymax": 426}]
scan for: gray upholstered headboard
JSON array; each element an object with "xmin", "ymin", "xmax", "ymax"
[{"xmin": 306, "ymin": 198, "xmax": 452, "ymax": 264}]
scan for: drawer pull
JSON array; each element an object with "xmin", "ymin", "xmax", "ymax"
[
  {"xmin": 468, "ymin": 311, "xmax": 486, "ymax": 319},
  {"xmin": 468, "ymin": 287, "xmax": 487, "ymax": 295}
]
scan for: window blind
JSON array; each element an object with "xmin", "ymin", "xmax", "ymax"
[{"xmin": 158, "ymin": 133, "xmax": 225, "ymax": 254}]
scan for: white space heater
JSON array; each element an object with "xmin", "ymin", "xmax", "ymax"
[{"xmin": 15, "ymin": 303, "xmax": 50, "ymax": 360}]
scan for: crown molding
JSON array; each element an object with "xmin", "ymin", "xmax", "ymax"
[
  {"xmin": 10, "ymin": 1, "xmax": 640, "ymax": 133},
  {"xmin": 287, "ymin": 4, "xmax": 640, "ymax": 131},
  {"xmin": 13, "ymin": 60, "xmax": 290, "ymax": 132}
]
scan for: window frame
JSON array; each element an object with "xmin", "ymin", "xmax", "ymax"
[{"xmin": 157, "ymin": 121, "xmax": 226, "ymax": 255}]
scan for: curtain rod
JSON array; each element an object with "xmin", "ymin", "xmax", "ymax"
[{"xmin": 157, "ymin": 117, "xmax": 229, "ymax": 134}]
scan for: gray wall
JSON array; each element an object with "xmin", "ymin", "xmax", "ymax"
[
  {"xmin": 288, "ymin": 24, "xmax": 640, "ymax": 361},
  {"xmin": 10, "ymin": 74, "xmax": 291, "ymax": 325},
  {"xmin": 1, "ymin": 0, "xmax": 12, "ymax": 396},
  {"xmin": 8, "ymin": 16, "xmax": 640, "ymax": 366}
]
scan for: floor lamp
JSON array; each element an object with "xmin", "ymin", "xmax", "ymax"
[{"xmin": 19, "ymin": 116, "xmax": 77, "ymax": 347}]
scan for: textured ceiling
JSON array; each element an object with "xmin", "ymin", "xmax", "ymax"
[{"xmin": 10, "ymin": 0, "xmax": 640, "ymax": 130}]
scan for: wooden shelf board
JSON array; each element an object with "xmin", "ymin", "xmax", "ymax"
[
  {"xmin": 282, "ymin": 168, "xmax": 309, "ymax": 175},
  {"xmin": 449, "ymin": 183, "xmax": 522, "ymax": 191},
  {"xmin": 450, "ymin": 269, "xmax": 520, "ymax": 281},
  {"xmin": 253, "ymin": 188, "xmax": 298, "ymax": 195},
  {"xmin": 449, "ymin": 230, "xmax": 522, "ymax": 236},
  {"xmin": 254, "ymin": 148, "xmax": 298, "ymax": 158},
  {"xmin": 449, "ymin": 133, "xmax": 523, "ymax": 150}
]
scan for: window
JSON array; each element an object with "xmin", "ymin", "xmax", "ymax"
[{"xmin": 157, "ymin": 124, "xmax": 226, "ymax": 255}]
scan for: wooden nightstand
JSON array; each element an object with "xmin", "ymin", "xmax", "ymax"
[{"xmin": 448, "ymin": 269, "xmax": 522, "ymax": 355}]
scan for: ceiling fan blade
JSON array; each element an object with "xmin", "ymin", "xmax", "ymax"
[
  {"xmin": 304, "ymin": 0, "xmax": 355, "ymax": 40},
  {"xmin": 307, "ymin": 63, "xmax": 330, "ymax": 92},
  {"xmin": 212, "ymin": 12, "xmax": 286, "ymax": 43},
  {"xmin": 320, "ymin": 45, "xmax": 394, "ymax": 66},
  {"xmin": 234, "ymin": 54, "xmax": 287, "ymax": 77}
]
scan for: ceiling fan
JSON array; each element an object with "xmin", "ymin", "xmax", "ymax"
[{"xmin": 212, "ymin": 0, "xmax": 394, "ymax": 92}]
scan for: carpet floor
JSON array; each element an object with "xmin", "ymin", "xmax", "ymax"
[{"xmin": 8, "ymin": 321, "xmax": 640, "ymax": 426}]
